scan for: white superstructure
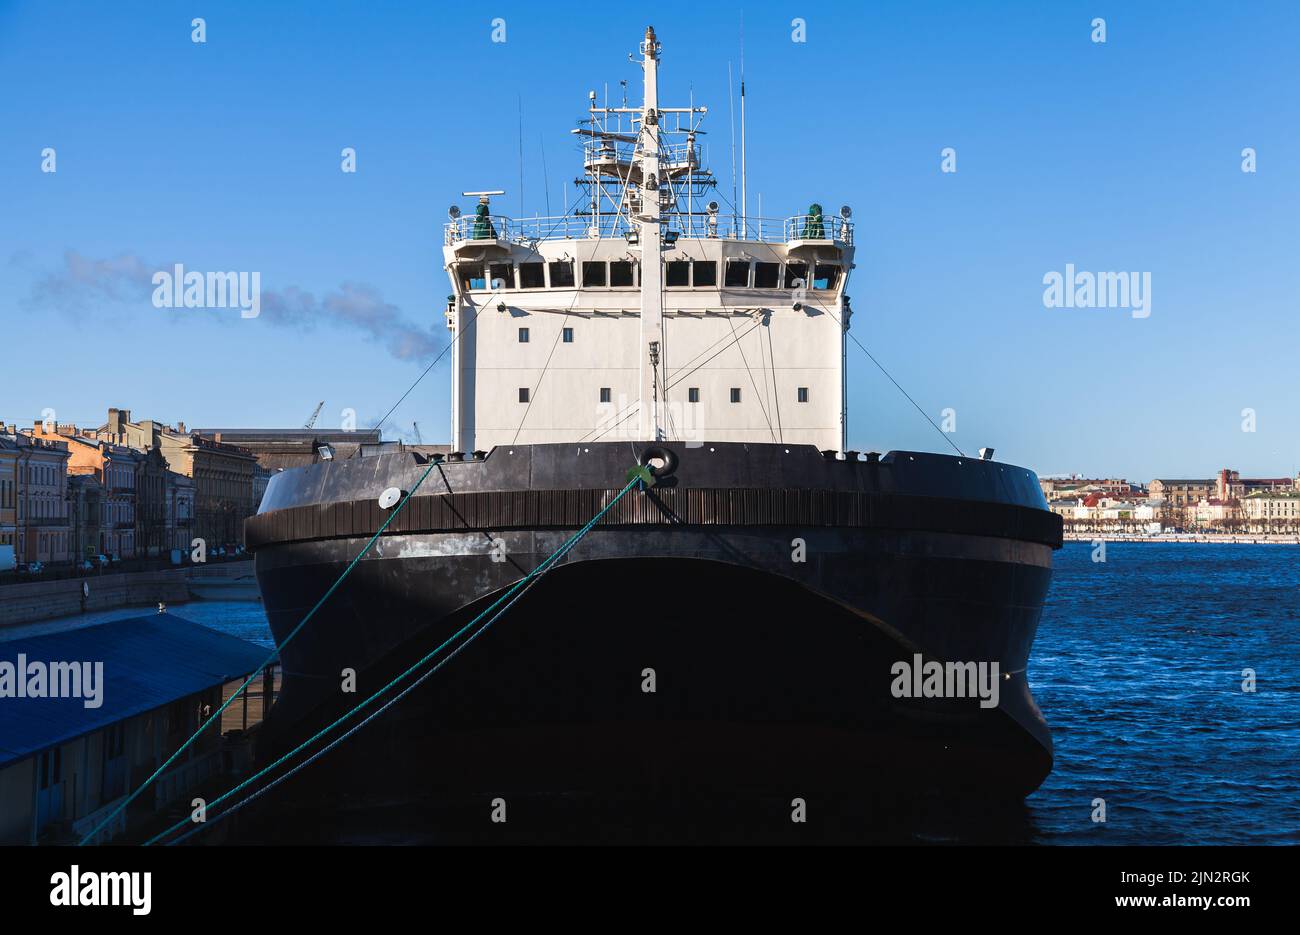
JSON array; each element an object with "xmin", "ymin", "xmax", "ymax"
[{"xmin": 442, "ymin": 26, "xmax": 854, "ymax": 452}]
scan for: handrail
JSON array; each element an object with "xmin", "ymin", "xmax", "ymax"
[{"xmin": 444, "ymin": 213, "xmax": 855, "ymax": 246}]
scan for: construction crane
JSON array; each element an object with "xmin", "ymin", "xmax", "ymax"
[
  {"xmin": 304, "ymin": 401, "xmax": 324, "ymax": 430},
  {"xmin": 412, "ymin": 421, "xmax": 423, "ymax": 444}
]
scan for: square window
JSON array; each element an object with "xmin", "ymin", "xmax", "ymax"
[
  {"xmin": 730, "ymin": 387, "xmax": 741, "ymax": 403},
  {"xmin": 562, "ymin": 327, "xmax": 574, "ymax": 343},
  {"xmin": 600, "ymin": 387, "xmax": 611, "ymax": 403},
  {"xmin": 784, "ymin": 262, "xmax": 809, "ymax": 289},
  {"xmin": 518, "ymin": 327, "xmax": 529, "ymax": 343},
  {"xmin": 549, "ymin": 261, "xmax": 575, "ymax": 287},
  {"xmin": 724, "ymin": 261, "xmax": 750, "ymax": 287},
  {"xmin": 582, "ymin": 262, "xmax": 607, "ymax": 287},
  {"xmin": 518, "ymin": 387, "xmax": 530, "ymax": 403},
  {"xmin": 609, "ymin": 261, "xmax": 635, "ymax": 286},
  {"xmin": 688, "ymin": 387, "xmax": 700, "ymax": 403},
  {"xmin": 460, "ymin": 263, "xmax": 486, "ymax": 291},
  {"xmin": 519, "ymin": 262, "xmax": 545, "ymax": 289},
  {"xmin": 666, "ymin": 261, "xmax": 690, "ymax": 287},
  {"xmin": 693, "ymin": 261, "xmax": 718, "ymax": 287},
  {"xmin": 797, "ymin": 387, "xmax": 809, "ymax": 403},
  {"xmin": 489, "ymin": 263, "xmax": 515, "ymax": 289},
  {"xmin": 813, "ymin": 264, "xmax": 840, "ymax": 290},
  {"xmin": 754, "ymin": 262, "xmax": 780, "ymax": 288}
]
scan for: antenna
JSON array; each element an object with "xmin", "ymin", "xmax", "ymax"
[
  {"xmin": 540, "ymin": 134, "xmax": 551, "ymax": 217},
  {"xmin": 727, "ymin": 62, "xmax": 738, "ymax": 235},
  {"xmin": 740, "ymin": 13, "xmax": 748, "ymax": 236},
  {"xmin": 517, "ymin": 94, "xmax": 524, "ymax": 217}
]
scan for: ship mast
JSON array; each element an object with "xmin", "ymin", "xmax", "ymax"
[{"xmin": 637, "ymin": 25, "xmax": 664, "ymax": 441}]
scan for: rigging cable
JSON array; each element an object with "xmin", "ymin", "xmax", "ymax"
[
  {"xmin": 808, "ymin": 297, "xmax": 965, "ymax": 457},
  {"xmin": 725, "ymin": 315, "xmax": 777, "ymax": 442},
  {"xmin": 148, "ymin": 473, "xmax": 644, "ymax": 846},
  {"xmin": 77, "ymin": 453, "xmax": 449, "ymax": 845}
]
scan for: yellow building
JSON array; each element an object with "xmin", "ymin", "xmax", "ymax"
[
  {"xmin": 0, "ymin": 427, "xmax": 72, "ymax": 564},
  {"xmin": 1148, "ymin": 478, "xmax": 1213, "ymax": 511},
  {"xmin": 0, "ymin": 435, "xmax": 17, "ymax": 549},
  {"xmin": 1241, "ymin": 491, "xmax": 1300, "ymax": 531},
  {"xmin": 97, "ymin": 409, "xmax": 256, "ymax": 549}
]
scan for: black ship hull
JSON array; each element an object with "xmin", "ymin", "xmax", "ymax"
[{"xmin": 245, "ymin": 442, "xmax": 1062, "ymax": 825}]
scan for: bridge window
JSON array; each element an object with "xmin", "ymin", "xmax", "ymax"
[
  {"xmin": 610, "ymin": 261, "xmax": 635, "ymax": 287},
  {"xmin": 724, "ymin": 260, "xmax": 750, "ymax": 287},
  {"xmin": 784, "ymin": 262, "xmax": 809, "ymax": 289},
  {"xmin": 562, "ymin": 327, "xmax": 574, "ymax": 343},
  {"xmin": 518, "ymin": 327, "xmax": 529, "ymax": 343},
  {"xmin": 813, "ymin": 264, "xmax": 840, "ymax": 289},
  {"xmin": 519, "ymin": 262, "xmax": 545, "ymax": 289},
  {"xmin": 666, "ymin": 261, "xmax": 690, "ymax": 287},
  {"xmin": 688, "ymin": 387, "xmax": 700, "ymax": 403},
  {"xmin": 730, "ymin": 387, "xmax": 742, "ymax": 403},
  {"xmin": 459, "ymin": 263, "xmax": 487, "ymax": 291},
  {"xmin": 549, "ymin": 261, "xmax": 575, "ymax": 288},
  {"xmin": 797, "ymin": 387, "xmax": 809, "ymax": 403},
  {"xmin": 582, "ymin": 262, "xmax": 607, "ymax": 287},
  {"xmin": 694, "ymin": 261, "xmax": 717, "ymax": 287},
  {"xmin": 600, "ymin": 387, "xmax": 611, "ymax": 403},
  {"xmin": 753, "ymin": 262, "xmax": 780, "ymax": 288},
  {"xmin": 489, "ymin": 263, "xmax": 515, "ymax": 290}
]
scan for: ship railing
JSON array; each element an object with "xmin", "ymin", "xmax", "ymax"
[
  {"xmin": 513, "ymin": 214, "xmax": 634, "ymax": 241},
  {"xmin": 445, "ymin": 213, "xmax": 855, "ymax": 246},
  {"xmin": 783, "ymin": 214, "xmax": 853, "ymax": 244},
  {"xmin": 444, "ymin": 215, "xmax": 515, "ymax": 245}
]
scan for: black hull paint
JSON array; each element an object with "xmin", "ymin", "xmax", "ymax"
[{"xmin": 246, "ymin": 442, "xmax": 1061, "ymax": 824}]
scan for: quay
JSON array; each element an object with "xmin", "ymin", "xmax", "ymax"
[
  {"xmin": 0, "ymin": 560, "xmax": 258, "ymax": 629},
  {"xmin": 1062, "ymin": 532, "xmax": 1300, "ymax": 544}
]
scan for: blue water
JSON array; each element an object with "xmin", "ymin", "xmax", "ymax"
[
  {"xmin": 16, "ymin": 544, "xmax": 1297, "ymax": 844},
  {"xmin": 1028, "ymin": 543, "xmax": 1300, "ymax": 845}
]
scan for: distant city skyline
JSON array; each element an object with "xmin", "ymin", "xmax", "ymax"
[{"xmin": 3, "ymin": 1, "xmax": 1298, "ymax": 480}]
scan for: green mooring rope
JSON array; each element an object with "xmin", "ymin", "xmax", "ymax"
[
  {"xmin": 146, "ymin": 473, "xmax": 643, "ymax": 846},
  {"xmin": 77, "ymin": 456, "xmax": 450, "ymax": 846}
]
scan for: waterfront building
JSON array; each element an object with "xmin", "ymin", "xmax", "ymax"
[
  {"xmin": 1039, "ymin": 477, "xmax": 1137, "ymax": 500},
  {"xmin": 28, "ymin": 424, "xmax": 140, "ymax": 560},
  {"xmin": 2, "ymin": 427, "xmax": 71, "ymax": 565},
  {"xmin": 191, "ymin": 427, "xmax": 387, "ymax": 471},
  {"xmin": 97, "ymin": 409, "xmax": 256, "ymax": 550},
  {"xmin": 135, "ymin": 446, "xmax": 169, "ymax": 558},
  {"xmin": 1215, "ymin": 468, "xmax": 1298, "ymax": 501},
  {"xmin": 66, "ymin": 474, "xmax": 105, "ymax": 562},
  {"xmin": 1193, "ymin": 498, "xmax": 1236, "ymax": 525},
  {"xmin": 164, "ymin": 470, "xmax": 196, "ymax": 553},
  {"xmin": 1134, "ymin": 501, "xmax": 1163, "ymax": 522},
  {"xmin": 0, "ymin": 436, "xmax": 16, "ymax": 549},
  {"xmin": 1240, "ymin": 490, "xmax": 1300, "ymax": 531},
  {"xmin": 1148, "ymin": 478, "xmax": 1214, "ymax": 511},
  {"xmin": 0, "ymin": 615, "xmax": 272, "ymax": 844}
]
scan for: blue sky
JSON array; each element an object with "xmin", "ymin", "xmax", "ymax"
[{"xmin": 2, "ymin": 0, "xmax": 1297, "ymax": 480}]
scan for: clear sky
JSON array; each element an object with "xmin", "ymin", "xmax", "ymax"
[{"xmin": 2, "ymin": 0, "xmax": 1297, "ymax": 481}]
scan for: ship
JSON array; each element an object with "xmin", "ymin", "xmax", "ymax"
[{"xmin": 244, "ymin": 27, "xmax": 1062, "ymax": 835}]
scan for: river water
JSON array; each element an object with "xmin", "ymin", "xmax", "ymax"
[{"xmin": 19, "ymin": 543, "xmax": 1298, "ymax": 844}]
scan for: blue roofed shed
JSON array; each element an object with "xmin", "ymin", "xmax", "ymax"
[{"xmin": 0, "ymin": 613, "xmax": 274, "ymax": 844}]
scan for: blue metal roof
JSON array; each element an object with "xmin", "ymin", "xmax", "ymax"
[{"xmin": 0, "ymin": 614, "xmax": 270, "ymax": 767}]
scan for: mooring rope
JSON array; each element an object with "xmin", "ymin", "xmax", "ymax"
[
  {"xmin": 78, "ymin": 455, "xmax": 447, "ymax": 846},
  {"xmin": 146, "ymin": 473, "xmax": 644, "ymax": 846}
]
